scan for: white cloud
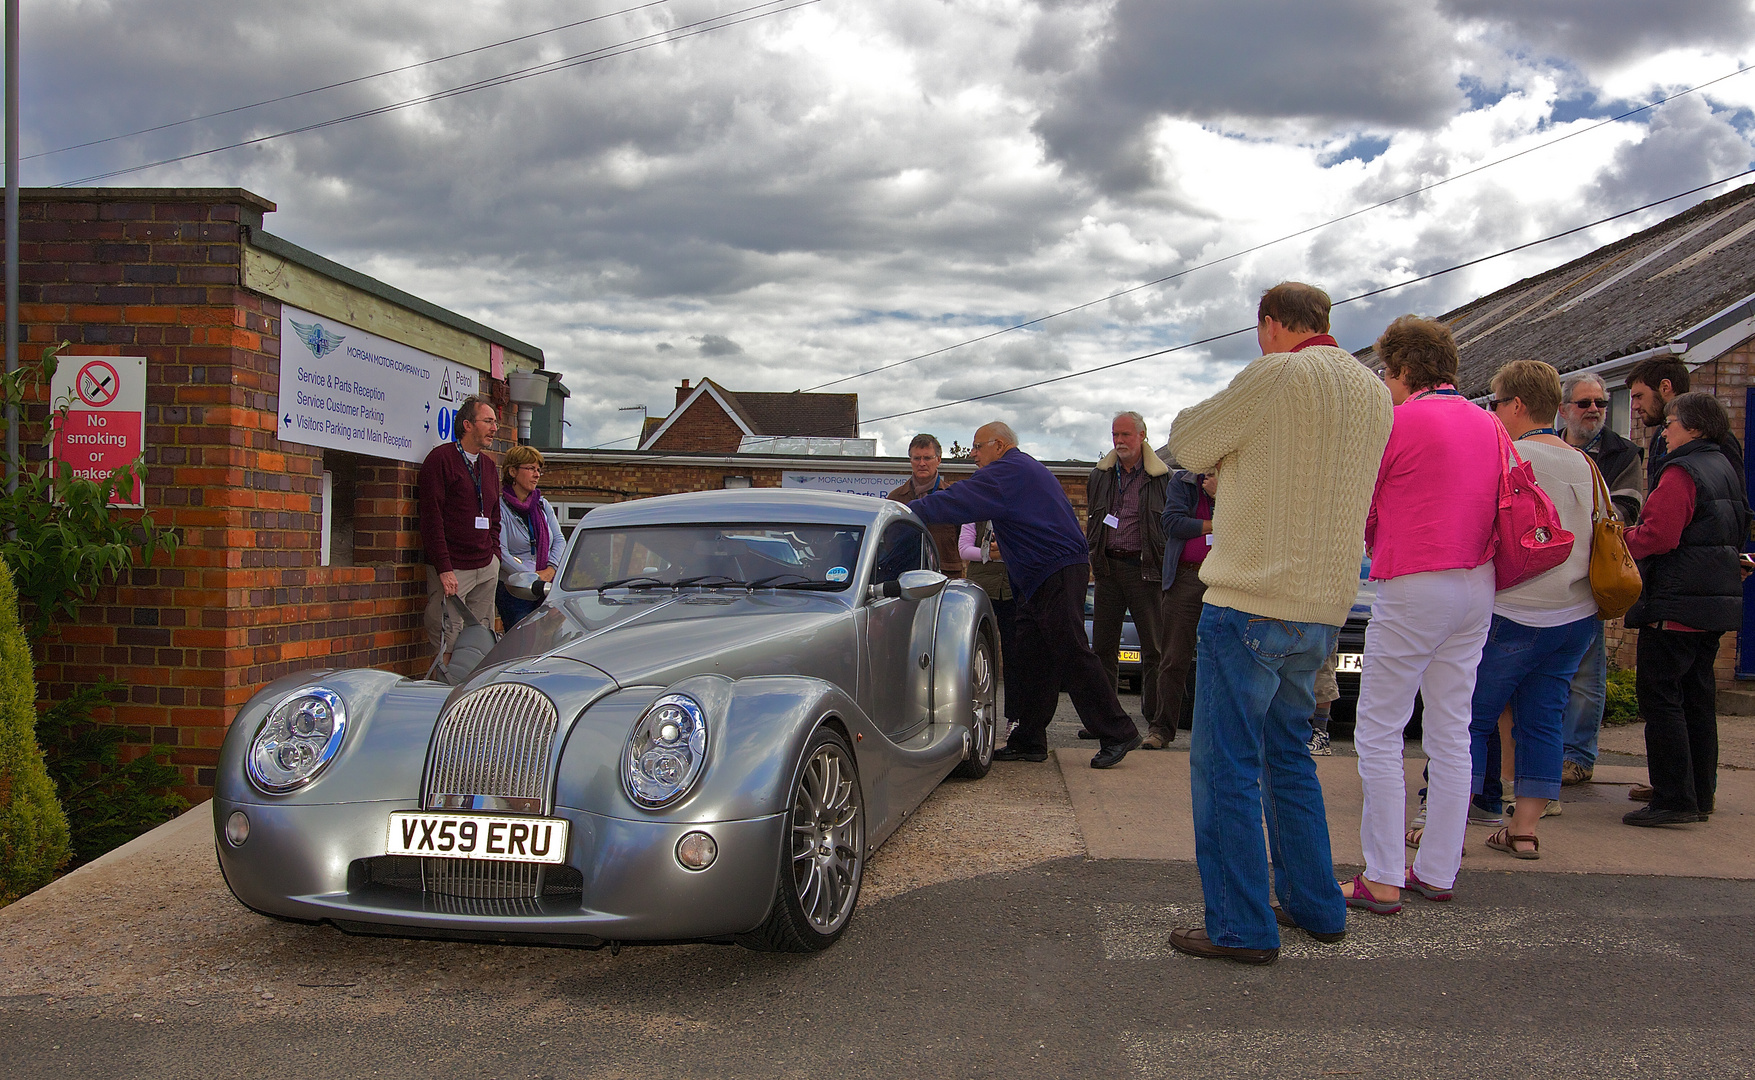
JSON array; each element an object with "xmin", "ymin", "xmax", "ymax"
[{"xmin": 23, "ymin": 0, "xmax": 1755, "ymax": 461}]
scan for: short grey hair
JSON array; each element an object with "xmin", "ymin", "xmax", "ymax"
[
  {"xmin": 987, "ymin": 421, "xmax": 1018, "ymax": 447},
  {"xmin": 1112, "ymin": 411, "xmax": 1148, "ymax": 438},
  {"xmin": 1562, "ymin": 373, "xmax": 1606, "ymax": 401},
  {"xmin": 1666, "ymin": 391, "xmax": 1731, "ymax": 443}
]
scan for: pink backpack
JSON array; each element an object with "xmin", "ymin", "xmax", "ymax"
[{"xmin": 1487, "ymin": 424, "xmax": 1575, "ymax": 590}]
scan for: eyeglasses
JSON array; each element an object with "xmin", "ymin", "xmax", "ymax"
[
  {"xmin": 516, "ymin": 464, "xmax": 542, "ymax": 473},
  {"xmin": 972, "ymin": 438, "xmax": 1002, "ymax": 450},
  {"xmin": 1485, "ymin": 396, "xmax": 1506, "ymax": 410},
  {"xmin": 1568, "ymin": 398, "xmax": 1610, "ymax": 409}
]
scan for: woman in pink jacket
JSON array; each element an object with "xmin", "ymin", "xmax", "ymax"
[{"xmin": 1345, "ymin": 317, "xmax": 1503, "ymax": 914}]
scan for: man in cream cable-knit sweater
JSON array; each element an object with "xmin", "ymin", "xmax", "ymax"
[{"xmin": 1165, "ymin": 282, "xmax": 1393, "ymax": 964}]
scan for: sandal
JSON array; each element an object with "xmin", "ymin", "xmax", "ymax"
[
  {"xmin": 1404, "ymin": 869, "xmax": 1453, "ymax": 902},
  {"xmin": 1486, "ymin": 827, "xmax": 1540, "ymax": 860},
  {"xmin": 1405, "ymin": 826, "xmax": 1424, "ymax": 849},
  {"xmin": 1339, "ymin": 873, "xmax": 1402, "ymax": 915}
]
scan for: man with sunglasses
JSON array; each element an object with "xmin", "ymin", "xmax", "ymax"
[
  {"xmin": 1559, "ymin": 374, "xmax": 1644, "ymax": 524},
  {"xmin": 1552, "ymin": 373, "xmax": 1646, "ymax": 788}
]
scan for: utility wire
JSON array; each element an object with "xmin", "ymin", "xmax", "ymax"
[
  {"xmin": 54, "ymin": 0, "xmax": 822, "ymax": 187},
  {"xmin": 801, "ymin": 64, "xmax": 1754, "ymax": 392},
  {"xmin": 20, "ymin": 0, "xmax": 678, "ymax": 164},
  {"xmin": 586, "ymin": 167, "xmax": 1754, "ymax": 450}
]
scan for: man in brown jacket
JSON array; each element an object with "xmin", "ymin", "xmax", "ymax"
[
  {"xmin": 1086, "ymin": 411, "xmax": 1171, "ymax": 743},
  {"xmin": 889, "ymin": 433, "xmax": 966, "ymax": 577}
]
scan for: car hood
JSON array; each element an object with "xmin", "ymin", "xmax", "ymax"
[{"xmin": 483, "ymin": 590, "xmax": 855, "ymax": 686}]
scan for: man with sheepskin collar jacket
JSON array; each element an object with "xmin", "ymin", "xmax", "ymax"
[{"xmin": 1086, "ymin": 411, "xmax": 1172, "ymax": 742}]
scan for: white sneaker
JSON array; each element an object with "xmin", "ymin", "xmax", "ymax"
[
  {"xmin": 1307, "ymin": 729, "xmax": 1332, "ymax": 756},
  {"xmin": 1542, "ymin": 799, "xmax": 1562, "ymax": 818}
]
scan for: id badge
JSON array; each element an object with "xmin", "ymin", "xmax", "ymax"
[
  {"xmin": 475, "ymin": 515, "xmax": 491, "ymax": 531},
  {"xmin": 1102, "ymin": 513, "xmax": 1120, "ymax": 529}
]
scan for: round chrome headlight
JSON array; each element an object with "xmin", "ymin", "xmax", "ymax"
[
  {"xmin": 623, "ymin": 694, "xmax": 708, "ymax": 808},
  {"xmin": 247, "ymin": 687, "xmax": 348, "ymax": 794}
]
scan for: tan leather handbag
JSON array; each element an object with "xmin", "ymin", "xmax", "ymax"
[{"xmin": 1586, "ymin": 457, "xmax": 1642, "ymax": 619}]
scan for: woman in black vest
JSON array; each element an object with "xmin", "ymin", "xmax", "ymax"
[{"xmin": 1622, "ymin": 392, "xmax": 1752, "ymax": 827}]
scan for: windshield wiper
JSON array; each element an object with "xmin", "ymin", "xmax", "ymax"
[
  {"xmin": 746, "ymin": 573, "xmax": 812, "ymax": 588},
  {"xmin": 671, "ymin": 575, "xmax": 746, "ymax": 588},
  {"xmin": 748, "ymin": 574, "xmax": 846, "ymax": 590},
  {"xmin": 598, "ymin": 575, "xmax": 667, "ymax": 592}
]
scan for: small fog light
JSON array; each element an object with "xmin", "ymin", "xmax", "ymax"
[
  {"xmin": 225, "ymin": 811, "xmax": 250, "ymax": 847},
  {"xmin": 675, "ymin": 831, "xmax": 717, "ymax": 871}
]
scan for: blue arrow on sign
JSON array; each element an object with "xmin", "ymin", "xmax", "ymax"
[{"xmin": 284, "ymin": 414, "xmax": 292, "ymax": 427}]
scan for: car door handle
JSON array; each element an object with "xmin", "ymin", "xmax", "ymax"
[{"xmin": 918, "ymin": 653, "xmax": 930, "ymax": 669}]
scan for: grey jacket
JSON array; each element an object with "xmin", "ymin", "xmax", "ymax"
[{"xmin": 498, "ymin": 495, "xmax": 566, "ymax": 578}]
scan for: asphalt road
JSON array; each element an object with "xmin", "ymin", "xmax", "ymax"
[
  {"xmin": 5, "ymin": 857, "xmax": 1754, "ymax": 1080},
  {"xmin": 7, "ymin": 695, "xmax": 1751, "ymax": 1079}
]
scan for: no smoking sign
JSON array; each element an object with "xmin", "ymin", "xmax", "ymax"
[{"xmin": 50, "ymin": 354, "xmax": 147, "ymax": 508}]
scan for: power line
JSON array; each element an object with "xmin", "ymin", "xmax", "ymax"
[
  {"xmin": 20, "ymin": 0, "xmax": 678, "ymax": 164},
  {"xmin": 854, "ymin": 169, "xmax": 1755, "ymax": 428},
  {"xmin": 800, "ymin": 64, "xmax": 1754, "ymax": 392},
  {"xmin": 54, "ymin": 0, "xmax": 823, "ymax": 187},
  {"xmin": 585, "ymin": 168, "xmax": 1753, "ymax": 452}
]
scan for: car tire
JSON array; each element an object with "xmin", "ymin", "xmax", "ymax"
[
  {"xmin": 952, "ymin": 629, "xmax": 997, "ymax": 780},
  {"xmin": 738, "ymin": 726, "xmax": 865, "ymax": 952}
]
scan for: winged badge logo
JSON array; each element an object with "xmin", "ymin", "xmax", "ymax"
[{"xmin": 290, "ymin": 318, "xmax": 346, "ymax": 359}]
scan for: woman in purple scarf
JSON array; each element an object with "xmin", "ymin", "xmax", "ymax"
[{"xmin": 496, "ymin": 445, "xmax": 566, "ymax": 630}]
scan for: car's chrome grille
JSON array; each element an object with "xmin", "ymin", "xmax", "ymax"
[
  {"xmin": 424, "ymin": 683, "xmax": 560, "ymax": 813},
  {"xmin": 356, "ymin": 856, "xmax": 583, "ymax": 906},
  {"xmin": 423, "ymin": 857, "xmax": 545, "ymax": 900}
]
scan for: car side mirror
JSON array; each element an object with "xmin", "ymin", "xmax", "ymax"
[
  {"xmin": 504, "ymin": 571, "xmax": 549, "ymax": 602},
  {"xmin": 866, "ymin": 570, "xmax": 948, "ymax": 603}
]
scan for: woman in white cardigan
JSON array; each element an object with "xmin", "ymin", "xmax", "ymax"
[{"xmin": 496, "ymin": 445, "xmax": 565, "ymax": 631}]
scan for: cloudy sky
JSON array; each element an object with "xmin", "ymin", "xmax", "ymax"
[{"xmin": 23, "ymin": 0, "xmax": 1755, "ymax": 459}]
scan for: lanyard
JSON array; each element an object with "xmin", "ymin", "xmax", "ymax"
[
  {"xmin": 1518, "ymin": 427, "xmax": 1559, "ymax": 440},
  {"xmin": 1409, "ymin": 386, "xmax": 1464, "ymax": 400},
  {"xmin": 458, "ymin": 443, "xmax": 485, "ymax": 516}
]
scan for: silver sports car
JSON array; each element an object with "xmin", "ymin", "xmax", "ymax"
[{"xmin": 213, "ymin": 490, "xmax": 997, "ymax": 951}]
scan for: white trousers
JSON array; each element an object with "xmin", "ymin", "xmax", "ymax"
[{"xmin": 1354, "ymin": 563, "xmax": 1495, "ymax": 891}]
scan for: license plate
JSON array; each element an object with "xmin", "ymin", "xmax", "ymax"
[
  {"xmin": 1118, "ymin": 649, "xmax": 1141, "ymax": 664},
  {"xmin": 1336, "ymin": 653, "xmax": 1363, "ymax": 673},
  {"xmin": 386, "ymin": 812, "xmax": 569, "ymax": 864}
]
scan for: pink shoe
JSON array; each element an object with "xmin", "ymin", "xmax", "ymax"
[
  {"xmin": 1404, "ymin": 869, "xmax": 1453, "ymax": 902},
  {"xmin": 1340, "ymin": 873, "xmax": 1402, "ymax": 915}
]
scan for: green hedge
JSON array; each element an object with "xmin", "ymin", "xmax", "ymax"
[
  {"xmin": 1604, "ymin": 665, "xmax": 1640, "ymax": 726},
  {"xmin": 0, "ymin": 561, "xmax": 69, "ymax": 904}
]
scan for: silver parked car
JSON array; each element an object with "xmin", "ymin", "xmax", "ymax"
[{"xmin": 214, "ymin": 490, "xmax": 997, "ymax": 952}]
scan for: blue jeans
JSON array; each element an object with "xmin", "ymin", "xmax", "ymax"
[
  {"xmin": 1561, "ymin": 621, "xmax": 1608, "ymax": 769},
  {"xmin": 1469, "ymin": 614, "xmax": 1598, "ymax": 803},
  {"xmin": 1190, "ymin": 604, "xmax": 1344, "ymax": 950}
]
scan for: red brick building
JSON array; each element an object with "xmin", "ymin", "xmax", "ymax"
[
  {"xmin": 639, "ymin": 377, "xmax": 862, "ymax": 454},
  {"xmin": 6, "ymin": 188, "xmax": 551, "ymax": 796}
]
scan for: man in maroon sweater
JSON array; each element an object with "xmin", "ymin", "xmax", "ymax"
[{"xmin": 418, "ymin": 397, "xmax": 503, "ymax": 665}]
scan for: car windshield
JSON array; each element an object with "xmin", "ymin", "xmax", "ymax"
[{"xmin": 561, "ymin": 523, "xmax": 866, "ymax": 592}]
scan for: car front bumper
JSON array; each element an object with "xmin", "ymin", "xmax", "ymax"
[{"xmin": 214, "ymin": 798, "xmax": 785, "ymax": 943}]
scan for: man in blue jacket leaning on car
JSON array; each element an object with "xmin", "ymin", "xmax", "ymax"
[{"xmin": 907, "ymin": 421, "xmax": 1143, "ymax": 770}]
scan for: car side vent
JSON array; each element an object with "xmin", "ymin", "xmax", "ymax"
[{"xmin": 423, "ymin": 683, "xmax": 560, "ymax": 814}]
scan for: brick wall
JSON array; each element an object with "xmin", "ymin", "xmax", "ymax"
[
  {"xmin": 647, "ymin": 395, "xmax": 747, "ymax": 453},
  {"xmin": 541, "ymin": 456, "xmax": 1092, "ymax": 521},
  {"xmin": 8, "ymin": 190, "xmax": 509, "ymax": 798}
]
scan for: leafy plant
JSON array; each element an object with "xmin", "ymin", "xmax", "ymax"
[
  {"xmin": 0, "ymin": 343, "xmax": 177, "ymax": 642},
  {"xmin": 1603, "ymin": 664, "xmax": 1640, "ymax": 726},
  {"xmin": 0, "ymin": 560, "xmax": 70, "ymax": 904},
  {"xmin": 33, "ymin": 680, "xmax": 186, "ymax": 871}
]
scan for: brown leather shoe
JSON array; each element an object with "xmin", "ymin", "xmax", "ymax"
[
  {"xmin": 1140, "ymin": 726, "xmax": 1175, "ymax": 749},
  {"xmin": 1168, "ymin": 927, "xmax": 1278, "ymax": 965},
  {"xmin": 1629, "ymin": 783, "xmax": 1654, "ymax": 802},
  {"xmin": 1561, "ymin": 760, "xmax": 1592, "ymax": 786}
]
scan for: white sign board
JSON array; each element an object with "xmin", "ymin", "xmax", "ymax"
[
  {"xmin": 50, "ymin": 354, "xmax": 147, "ymax": 507},
  {"xmin": 781, "ymin": 471, "xmax": 908, "ymax": 498},
  {"xmin": 276, "ymin": 304, "xmax": 482, "ymax": 464}
]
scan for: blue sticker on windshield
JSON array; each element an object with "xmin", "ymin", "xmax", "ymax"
[{"xmin": 826, "ymin": 566, "xmax": 849, "ymax": 582}]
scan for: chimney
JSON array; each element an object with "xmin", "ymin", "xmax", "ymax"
[{"xmin": 676, "ymin": 378, "xmax": 692, "ymax": 408}]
